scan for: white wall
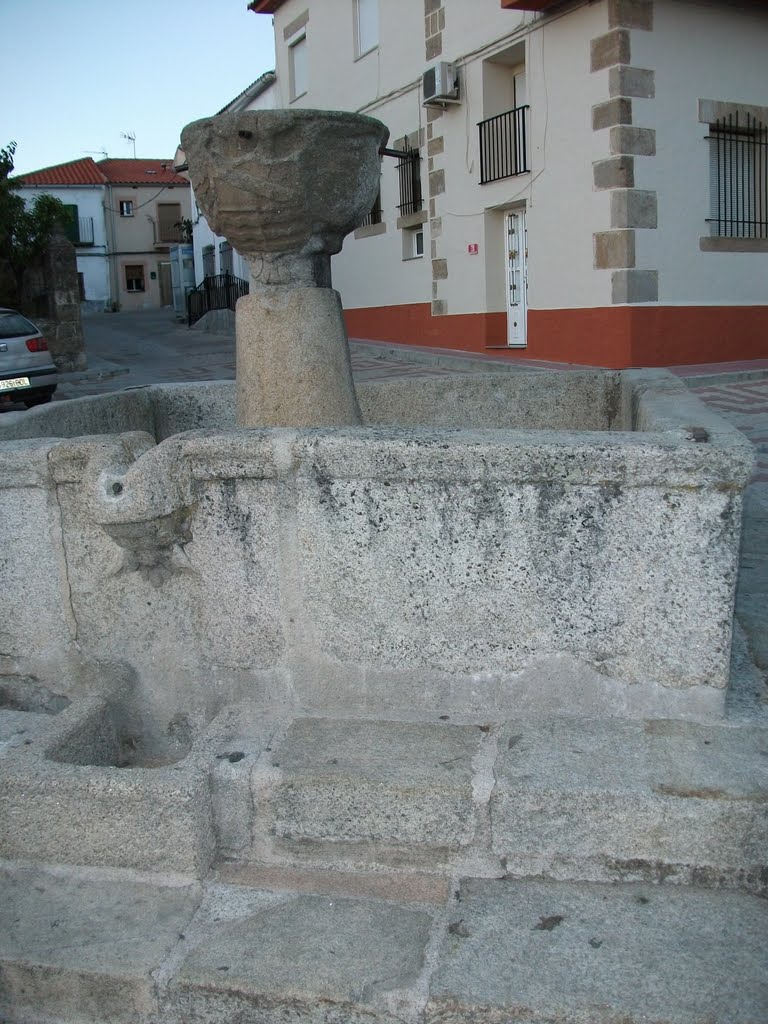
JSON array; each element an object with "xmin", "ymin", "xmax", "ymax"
[
  {"xmin": 632, "ymin": 1, "xmax": 768, "ymax": 306},
  {"xmin": 21, "ymin": 184, "xmax": 110, "ymax": 308},
  {"xmin": 269, "ymin": 0, "xmax": 613, "ymax": 315}
]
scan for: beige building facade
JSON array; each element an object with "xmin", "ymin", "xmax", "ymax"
[
  {"xmin": 100, "ymin": 160, "xmax": 192, "ymax": 311},
  {"xmin": 250, "ymin": 0, "xmax": 768, "ymax": 367}
]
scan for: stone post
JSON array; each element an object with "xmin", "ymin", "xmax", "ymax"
[
  {"xmin": 181, "ymin": 109, "xmax": 388, "ymax": 428},
  {"xmin": 41, "ymin": 225, "xmax": 87, "ymax": 372}
]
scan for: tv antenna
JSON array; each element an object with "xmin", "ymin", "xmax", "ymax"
[
  {"xmin": 120, "ymin": 131, "xmax": 137, "ymax": 158},
  {"xmin": 84, "ymin": 148, "xmax": 108, "ymax": 159}
]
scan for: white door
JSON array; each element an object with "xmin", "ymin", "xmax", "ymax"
[{"xmin": 505, "ymin": 210, "xmax": 527, "ymax": 347}]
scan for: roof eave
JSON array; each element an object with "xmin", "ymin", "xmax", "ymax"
[
  {"xmin": 248, "ymin": 0, "xmax": 287, "ymax": 13},
  {"xmin": 500, "ymin": 0, "xmax": 559, "ymax": 10}
]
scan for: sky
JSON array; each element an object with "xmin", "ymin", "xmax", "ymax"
[{"xmin": 0, "ymin": 0, "xmax": 276, "ymax": 176}]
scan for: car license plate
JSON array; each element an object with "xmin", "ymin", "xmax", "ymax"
[{"xmin": 0, "ymin": 377, "xmax": 30, "ymax": 390}]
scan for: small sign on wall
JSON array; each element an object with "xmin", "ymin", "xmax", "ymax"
[{"xmin": 467, "ymin": 243, "xmax": 479, "ymax": 255}]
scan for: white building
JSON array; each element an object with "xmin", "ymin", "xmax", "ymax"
[
  {"xmin": 247, "ymin": 0, "xmax": 768, "ymax": 368},
  {"xmin": 16, "ymin": 158, "xmax": 110, "ymax": 312}
]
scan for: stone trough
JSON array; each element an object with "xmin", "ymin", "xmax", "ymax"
[{"xmin": 0, "ymin": 366, "xmax": 752, "ymax": 737}]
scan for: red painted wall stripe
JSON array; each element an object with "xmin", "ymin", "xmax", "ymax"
[{"xmin": 343, "ymin": 303, "xmax": 768, "ymax": 368}]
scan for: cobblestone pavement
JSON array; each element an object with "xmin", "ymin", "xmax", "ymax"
[
  {"xmin": 691, "ymin": 379, "xmax": 768, "ymax": 482},
  {"xmin": 692, "ymin": 379, "xmax": 768, "ymax": 716}
]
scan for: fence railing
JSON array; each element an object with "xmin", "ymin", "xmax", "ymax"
[
  {"xmin": 478, "ymin": 105, "xmax": 530, "ymax": 184},
  {"xmin": 187, "ymin": 272, "xmax": 249, "ymax": 326},
  {"xmin": 706, "ymin": 111, "xmax": 768, "ymax": 238}
]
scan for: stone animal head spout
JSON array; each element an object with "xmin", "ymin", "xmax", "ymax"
[{"xmin": 181, "ymin": 109, "xmax": 389, "ymax": 289}]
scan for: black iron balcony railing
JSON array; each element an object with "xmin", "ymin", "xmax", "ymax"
[
  {"xmin": 187, "ymin": 272, "xmax": 249, "ymax": 326},
  {"xmin": 478, "ymin": 105, "xmax": 530, "ymax": 184},
  {"xmin": 396, "ymin": 145, "xmax": 422, "ymax": 216},
  {"xmin": 76, "ymin": 216, "xmax": 95, "ymax": 246},
  {"xmin": 706, "ymin": 111, "xmax": 768, "ymax": 238}
]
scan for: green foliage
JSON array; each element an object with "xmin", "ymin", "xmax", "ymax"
[
  {"xmin": 0, "ymin": 141, "xmax": 73, "ymax": 307},
  {"xmin": 175, "ymin": 217, "xmax": 194, "ymax": 244}
]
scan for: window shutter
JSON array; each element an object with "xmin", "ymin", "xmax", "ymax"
[{"xmin": 62, "ymin": 204, "xmax": 79, "ymax": 244}]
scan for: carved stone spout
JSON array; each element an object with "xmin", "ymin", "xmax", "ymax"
[{"xmin": 181, "ymin": 109, "xmax": 389, "ymax": 427}]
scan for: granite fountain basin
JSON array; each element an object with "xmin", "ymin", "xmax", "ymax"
[{"xmin": 0, "ymin": 367, "xmax": 752, "ymax": 734}]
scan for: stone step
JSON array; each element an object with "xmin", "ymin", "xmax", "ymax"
[
  {"xmin": 1, "ymin": 862, "xmax": 766, "ymax": 1024},
  {"xmin": 228, "ymin": 713, "xmax": 768, "ymax": 893}
]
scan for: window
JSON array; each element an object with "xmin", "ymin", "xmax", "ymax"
[
  {"xmin": 119, "ymin": 200, "xmax": 134, "ymax": 217},
  {"xmin": 396, "ymin": 143, "xmax": 422, "ymax": 216},
  {"xmin": 355, "ymin": 0, "xmax": 378, "ymax": 57},
  {"xmin": 157, "ymin": 202, "xmax": 182, "ymax": 243},
  {"xmin": 402, "ymin": 227, "xmax": 424, "ymax": 260},
  {"xmin": 289, "ymin": 33, "xmax": 307, "ymax": 100},
  {"xmin": 125, "ymin": 265, "xmax": 145, "ymax": 292},
  {"xmin": 707, "ymin": 112, "xmax": 768, "ymax": 239},
  {"xmin": 219, "ymin": 240, "xmax": 233, "ymax": 275}
]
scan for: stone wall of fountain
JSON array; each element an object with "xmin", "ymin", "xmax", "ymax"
[{"xmin": 0, "ymin": 366, "xmax": 752, "ymax": 733}]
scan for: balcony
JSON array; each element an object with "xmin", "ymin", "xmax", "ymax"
[
  {"xmin": 75, "ymin": 216, "xmax": 94, "ymax": 246},
  {"xmin": 478, "ymin": 105, "xmax": 530, "ymax": 184}
]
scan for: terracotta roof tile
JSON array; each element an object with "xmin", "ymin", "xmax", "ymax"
[
  {"xmin": 97, "ymin": 159, "xmax": 189, "ymax": 186},
  {"xmin": 17, "ymin": 157, "xmax": 106, "ymax": 186}
]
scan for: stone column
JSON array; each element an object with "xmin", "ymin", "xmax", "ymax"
[{"xmin": 181, "ymin": 109, "xmax": 389, "ymax": 428}]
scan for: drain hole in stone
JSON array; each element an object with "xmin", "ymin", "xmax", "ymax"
[
  {"xmin": 47, "ymin": 704, "xmax": 197, "ymax": 769},
  {"xmin": 111, "ymin": 482, "xmax": 124, "ymax": 495}
]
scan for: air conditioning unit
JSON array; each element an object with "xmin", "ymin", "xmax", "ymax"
[{"xmin": 422, "ymin": 62, "xmax": 460, "ymax": 105}]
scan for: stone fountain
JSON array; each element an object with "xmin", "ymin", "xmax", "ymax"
[
  {"xmin": 182, "ymin": 109, "xmax": 388, "ymax": 427},
  {"xmin": 0, "ymin": 109, "xmax": 765, "ymax": 1024}
]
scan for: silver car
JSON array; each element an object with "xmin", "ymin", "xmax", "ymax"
[{"xmin": 0, "ymin": 309, "xmax": 58, "ymax": 408}]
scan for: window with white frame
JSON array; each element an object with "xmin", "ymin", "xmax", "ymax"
[
  {"xmin": 289, "ymin": 32, "xmax": 308, "ymax": 100},
  {"xmin": 125, "ymin": 264, "xmax": 145, "ymax": 292},
  {"xmin": 402, "ymin": 227, "xmax": 424, "ymax": 260},
  {"xmin": 355, "ymin": 0, "xmax": 378, "ymax": 58},
  {"xmin": 119, "ymin": 199, "xmax": 134, "ymax": 217}
]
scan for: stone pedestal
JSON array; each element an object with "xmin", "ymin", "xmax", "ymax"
[{"xmin": 236, "ymin": 288, "xmax": 361, "ymax": 427}]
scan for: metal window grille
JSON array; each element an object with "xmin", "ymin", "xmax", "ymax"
[
  {"xmin": 707, "ymin": 112, "xmax": 768, "ymax": 238},
  {"xmin": 360, "ymin": 188, "xmax": 382, "ymax": 227},
  {"xmin": 396, "ymin": 144, "xmax": 422, "ymax": 216},
  {"xmin": 478, "ymin": 105, "xmax": 530, "ymax": 185}
]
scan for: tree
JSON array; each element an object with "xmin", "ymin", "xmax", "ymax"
[{"xmin": 0, "ymin": 141, "xmax": 71, "ymax": 308}]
